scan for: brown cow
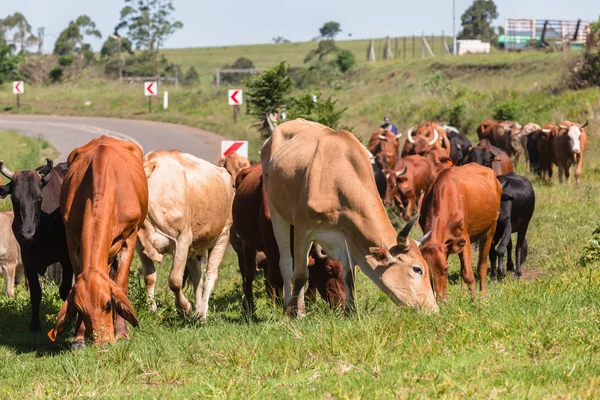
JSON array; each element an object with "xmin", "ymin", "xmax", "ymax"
[
  {"xmin": 261, "ymin": 119, "xmax": 437, "ymax": 316},
  {"xmin": 218, "ymin": 151, "xmax": 251, "ymax": 182},
  {"xmin": 423, "ymin": 146, "xmax": 454, "ymax": 174},
  {"xmin": 367, "ymin": 128, "xmax": 399, "ymax": 170},
  {"xmin": 554, "ymin": 120, "xmax": 588, "ymax": 184},
  {"xmin": 419, "ymin": 163, "xmax": 502, "ymax": 301},
  {"xmin": 478, "ymin": 120, "xmax": 523, "ymax": 167},
  {"xmin": 232, "ymin": 163, "xmax": 345, "ymax": 315},
  {"xmin": 402, "ymin": 121, "xmax": 450, "ymax": 157},
  {"xmin": 51, "ymin": 136, "xmax": 148, "ymax": 346},
  {"xmin": 383, "ymin": 155, "xmax": 432, "ymax": 221},
  {"xmin": 461, "ymin": 140, "xmax": 514, "ymax": 176}
]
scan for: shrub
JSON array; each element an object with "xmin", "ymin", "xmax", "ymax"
[
  {"xmin": 58, "ymin": 54, "xmax": 74, "ymax": 67},
  {"xmin": 581, "ymin": 226, "xmax": 600, "ymax": 267},
  {"xmin": 220, "ymin": 57, "xmax": 255, "ymax": 85},
  {"xmin": 183, "ymin": 66, "xmax": 200, "ymax": 86},
  {"xmin": 286, "ymin": 93, "xmax": 350, "ymax": 130},
  {"xmin": 48, "ymin": 67, "xmax": 63, "ymax": 83},
  {"xmin": 493, "ymin": 100, "xmax": 523, "ymax": 121},
  {"xmin": 336, "ymin": 49, "xmax": 355, "ymax": 72}
]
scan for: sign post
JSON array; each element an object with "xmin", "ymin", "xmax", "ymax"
[
  {"xmin": 145, "ymin": 81, "xmax": 157, "ymax": 113},
  {"xmin": 12, "ymin": 81, "xmax": 24, "ymax": 110},
  {"xmin": 221, "ymin": 140, "xmax": 249, "ymax": 159},
  {"xmin": 228, "ymin": 89, "xmax": 243, "ymax": 124}
]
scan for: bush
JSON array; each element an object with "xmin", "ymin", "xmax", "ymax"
[
  {"xmin": 493, "ymin": 100, "xmax": 523, "ymax": 121},
  {"xmin": 336, "ymin": 49, "xmax": 355, "ymax": 73},
  {"xmin": 220, "ymin": 57, "xmax": 255, "ymax": 85},
  {"xmin": 581, "ymin": 225, "xmax": 600, "ymax": 267},
  {"xmin": 183, "ymin": 66, "xmax": 200, "ymax": 86},
  {"xmin": 448, "ymin": 101, "xmax": 467, "ymax": 129},
  {"xmin": 422, "ymin": 72, "xmax": 452, "ymax": 95},
  {"xmin": 48, "ymin": 67, "xmax": 63, "ymax": 83},
  {"xmin": 286, "ymin": 93, "xmax": 350, "ymax": 130},
  {"xmin": 58, "ymin": 54, "xmax": 74, "ymax": 67}
]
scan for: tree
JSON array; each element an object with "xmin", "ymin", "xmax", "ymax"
[
  {"xmin": 286, "ymin": 93, "xmax": 349, "ymax": 130},
  {"xmin": 336, "ymin": 49, "xmax": 355, "ymax": 72},
  {"xmin": 53, "ymin": 15, "xmax": 102, "ymax": 60},
  {"xmin": 272, "ymin": 36, "xmax": 290, "ymax": 44},
  {"xmin": 117, "ymin": 0, "xmax": 183, "ymax": 76},
  {"xmin": 100, "ymin": 36, "xmax": 133, "ymax": 57},
  {"xmin": 221, "ymin": 57, "xmax": 255, "ymax": 85},
  {"xmin": 319, "ymin": 22, "xmax": 341, "ymax": 40},
  {"xmin": 0, "ymin": 43, "xmax": 23, "ymax": 84},
  {"xmin": 457, "ymin": 0, "xmax": 499, "ymax": 43},
  {"xmin": 183, "ymin": 66, "xmax": 199, "ymax": 85},
  {"xmin": 244, "ymin": 62, "xmax": 293, "ymax": 136},
  {"xmin": 0, "ymin": 12, "xmax": 33, "ymax": 52}
]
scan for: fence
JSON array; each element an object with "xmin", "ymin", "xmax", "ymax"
[
  {"xmin": 366, "ymin": 33, "xmax": 454, "ymax": 62},
  {"xmin": 503, "ymin": 18, "xmax": 591, "ymax": 51}
]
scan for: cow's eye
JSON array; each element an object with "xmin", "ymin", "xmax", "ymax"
[
  {"xmin": 412, "ymin": 266, "xmax": 424, "ymax": 275},
  {"xmin": 105, "ymin": 301, "xmax": 112, "ymax": 311}
]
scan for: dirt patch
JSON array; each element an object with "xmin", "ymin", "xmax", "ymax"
[{"xmin": 521, "ymin": 267, "xmax": 545, "ymax": 281}]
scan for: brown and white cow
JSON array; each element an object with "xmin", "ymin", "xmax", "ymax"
[
  {"xmin": 554, "ymin": 120, "xmax": 588, "ymax": 184},
  {"xmin": 232, "ymin": 163, "xmax": 345, "ymax": 315},
  {"xmin": 401, "ymin": 121, "xmax": 450, "ymax": 157},
  {"xmin": 367, "ymin": 128, "xmax": 399, "ymax": 170},
  {"xmin": 136, "ymin": 150, "xmax": 234, "ymax": 319},
  {"xmin": 383, "ymin": 155, "xmax": 432, "ymax": 221},
  {"xmin": 261, "ymin": 119, "xmax": 437, "ymax": 316},
  {"xmin": 419, "ymin": 163, "xmax": 502, "ymax": 301},
  {"xmin": 218, "ymin": 151, "xmax": 251, "ymax": 182},
  {"xmin": 0, "ymin": 211, "xmax": 24, "ymax": 297},
  {"xmin": 51, "ymin": 136, "xmax": 148, "ymax": 346}
]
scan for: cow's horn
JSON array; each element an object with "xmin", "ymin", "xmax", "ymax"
[
  {"xmin": 314, "ymin": 244, "xmax": 327, "ymax": 259},
  {"xmin": 378, "ymin": 134, "xmax": 386, "ymax": 140},
  {"xmin": 415, "ymin": 230, "xmax": 432, "ymax": 248},
  {"xmin": 428, "ymin": 128, "xmax": 439, "ymax": 146},
  {"xmin": 581, "ymin": 119, "xmax": 589, "ymax": 129},
  {"xmin": 556, "ymin": 122, "xmax": 567, "ymax": 130},
  {"xmin": 397, "ymin": 213, "xmax": 419, "ymax": 250},
  {"xmin": 266, "ymin": 113, "xmax": 275, "ymax": 133},
  {"xmin": 0, "ymin": 161, "xmax": 15, "ymax": 180},
  {"xmin": 38, "ymin": 158, "xmax": 53, "ymax": 177},
  {"xmin": 542, "ymin": 129, "xmax": 552, "ymax": 133},
  {"xmin": 395, "ymin": 166, "xmax": 408, "ymax": 178},
  {"xmin": 407, "ymin": 127, "xmax": 416, "ymax": 144}
]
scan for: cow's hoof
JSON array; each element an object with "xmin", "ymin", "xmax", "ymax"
[{"xmin": 71, "ymin": 340, "xmax": 86, "ymax": 350}]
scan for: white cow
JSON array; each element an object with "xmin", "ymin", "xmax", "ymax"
[
  {"xmin": 0, "ymin": 211, "xmax": 24, "ymax": 297},
  {"xmin": 136, "ymin": 150, "xmax": 234, "ymax": 319}
]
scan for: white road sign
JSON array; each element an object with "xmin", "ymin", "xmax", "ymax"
[
  {"xmin": 12, "ymin": 81, "xmax": 24, "ymax": 94},
  {"xmin": 221, "ymin": 140, "xmax": 248, "ymax": 159},
  {"xmin": 144, "ymin": 81, "xmax": 157, "ymax": 96},
  {"xmin": 228, "ymin": 89, "xmax": 242, "ymax": 105}
]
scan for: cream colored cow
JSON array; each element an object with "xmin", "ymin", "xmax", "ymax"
[
  {"xmin": 0, "ymin": 211, "xmax": 24, "ymax": 297},
  {"xmin": 261, "ymin": 119, "xmax": 438, "ymax": 316},
  {"xmin": 136, "ymin": 150, "xmax": 234, "ymax": 319}
]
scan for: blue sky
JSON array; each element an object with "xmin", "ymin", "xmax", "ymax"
[{"xmin": 5, "ymin": 0, "xmax": 599, "ymax": 52}]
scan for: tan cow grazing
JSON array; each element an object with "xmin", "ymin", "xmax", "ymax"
[
  {"xmin": 136, "ymin": 150, "xmax": 234, "ymax": 319},
  {"xmin": 554, "ymin": 120, "xmax": 588, "ymax": 184},
  {"xmin": 367, "ymin": 128, "xmax": 399, "ymax": 170},
  {"xmin": 51, "ymin": 136, "xmax": 148, "ymax": 347},
  {"xmin": 218, "ymin": 150, "xmax": 251, "ymax": 182},
  {"xmin": 261, "ymin": 119, "xmax": 437, "ymax": 316},
  {"xmin": 383, "ymin": 155, "xmax": 433, "ymax": 222},
  {"xmin": 419, "ymin": 163, "xmax": 502, "ymax": 302},
  {"xmin": 0, "ymin": 211, "xmax": 24, "ymax": 297},
  {"xmin": 402, "ymin": 121, "xmax": 450, "ymax": 157}
]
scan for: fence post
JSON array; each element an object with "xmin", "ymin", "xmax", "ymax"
[
  {"xmin": 403, "ymin": 36, "xmax": 406, "ymax": 59},
  {"xmin": 215, "ymin": 69, "xmax": 221, "ymax": 88},
  {"xmin": 442, "ymin": 30, "xmax": 445, "ymax": 55},
  {"xmin": 412, "ymin": 35, "xmax": 415, "ymax": 58},
  {"xmin": 431, "ymin": 33, "xmax": 434, "ymax": 55},
  {"xmin": 421, "ymin": 32, "xmax": 425, "ymax": 58},
  {"xmin": 395, "ymin": 37, "xmax": 398, "ymax": 59}
]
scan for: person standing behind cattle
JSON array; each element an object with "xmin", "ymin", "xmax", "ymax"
[
  {"xmin": 381, "ymin": 115, "xmax": 399, "ymax": 136},
  {"xmin": 51, "ymin": 136, "xmax": 148, "ymax": 347}
]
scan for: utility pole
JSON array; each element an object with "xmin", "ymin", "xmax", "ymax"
[
  {"xmin": 453, "ymin": 0, "xmax": 457, "ymax": 55},
  {"xmin": 111, "ymin": 34, "xmax": 123, "ymax": 81}
]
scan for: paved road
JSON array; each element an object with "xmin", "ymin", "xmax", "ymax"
[{"xmin": 0, "ymin": 115, "xmax": 226, "ymax": 164}]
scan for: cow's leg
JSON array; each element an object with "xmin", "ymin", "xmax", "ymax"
[
  {"xmin": 489, "ymin": 245, "xmax": 498, "ymax": 281},
  {"xmin": 458, "ymin": 241, "xmax": 476, "ymax": 299},
  {"xmin": 14, "ymin": 263, "xmax": 24, "ymax": 286},
  {"xmin": 477, "ymin": 228, "xmax": 496, "ymax": 298},
  {"xmin": 137, "ymin": 242, "xmax": 157, "ymax": 312},
  {"xmin": 241, "ymin": 241, "xmax": 257, "ymax": 316},
  {"xmin": 495, "ymin": 221, "xmax": 512, "ymax": 280},
  {"xmin": 557, "ymin": 165, "xmax": 564, "ymax": 184},
  {"xmin": 575, "ymin": 154, "xmax": 584, "ymax": 184},
  {"xmin": 23, "ymin": 260, "xmax": 42, "ymax": 332},
  {"xmin": 506, "ymin": 238, "xmax": 514, "ymax": 273},
  {"xmin": 197, "ymin": 227, "xmax": 230, "ymax": 319},
  {"xmin": 404, "ymin": 195, "xmax": 416, "ymax": 222},
  {"xmin": 59, "ymin": 259, "xmax": 73, "ymax": 301},
  {"xmin": 169, "ymin": 232, "xmax": 193, "ymax": 314},
  {"xmin": 339, "ymin": 240, "xmax": 357, "ymax": 315},
  {"xmin": 185, "ymin": 255, "xmax": 204, "ymax": 317},
  {"xmin": 565, "ymin": 163, "xmax": 571, "ymax": 184},
  {"xmin": 515, "ymin": 230, "xmax": 528, "ymax": 278},
  {"xmin": 2, "ymin": 264, "xmax": 14, "ymax": 297},
  {"xmin": 287, "ymin": 228, "xmax": 311, "ymax": 317},
  {"xmin": 114, "ymin": 233, "xmax": 138, "ymax": 340},
  {"xmin": 269, "ymin": 208, "xmax": 294, "ymax": 313},
  {"xmin": 72, "ymin": 314, "xmax": 86, "ymax": 349}
]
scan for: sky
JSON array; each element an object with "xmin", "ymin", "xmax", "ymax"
[{"xmin": 4, "ymin": 0, "xmax": 599, "ymax": 53}]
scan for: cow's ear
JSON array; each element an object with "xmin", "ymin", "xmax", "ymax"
[
  {"xmin": 368, "ymin": 247, "xmax": 394, "ymax": 264},
  {"xmin": 446, "ymin": 238, "xmax": 467, "ymax": 254},
  {"xmin": 111, "ymin": 282, "xmax": 139, "ymax": 327},
  {"xmin": 440, "ymin": 157, "xmax": 453, "ymax": 166},
  {"xmin": 0, "ymin": 185, "xmax": 11, "ymax": 199},
  {"xmin": 493, "ymin": 156, "xmax": 502, "ymax": 162}
]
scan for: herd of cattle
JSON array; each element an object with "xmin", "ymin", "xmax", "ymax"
[{"xmin": 0, "ymin": 116, "xmax": 589, "ymax": 347}]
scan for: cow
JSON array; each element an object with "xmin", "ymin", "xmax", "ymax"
[
  {"xmin": 442, "ymin": 126, "xmax": 472, "ymax": 165},
  {"xmin": 490, "ymin": 173, "xmax": 535, "ymax": 280},
  {"xmin": 519, "ymin": 123, "xmax": 547, "ymax": 173},
  {"xmin": 136, "ymin": 150, "xmax": 234, "ymax": 320},
  {"xmin": 383, "ymin": 155, "xmax": 432, "ymax": 222},
  {"xmin": 423, "ymin": 146, "xmax": 454, "ymax": 174},
  {"xmin": 477, "ymin": 120, "xmax": 523, "ymax": 167},
  {"xmin": 554, "ymin": 120, "xmax": 588, "ymax": 184},
  {"xmin": 0, "ymin": 159, "xmax": 74, "ymax": 331},
  {"xmin": 232, "ymin": 163, "xmax": 345, "ymax": 315},
  {"xmin": 261, "ymin": 118, "xmax": 437, "ymax": 316},
  {"xmin": 218, "ymin": 151, "xmax": 251, "ymax": 182},
  {"xmin": 367, "ymin": 128, "xmax": 399, "ymax": 170},
  {"xmin": 419, "ymin": 163, "xmax": 502, "ymax": 301},
  {"xmin": 401, "ymin": 121, "xmax": 450, "ymax": 157},
  {"xmin": 50, "ymin": 136, "xmax": 148, "ymax": 347},
  {"xmin": 0, "ymin": 211, "xmax": 24, "ymax": 297},
  {"xmin": 461, "ymin": 140, "xmax": 514, "ymax": 176}
]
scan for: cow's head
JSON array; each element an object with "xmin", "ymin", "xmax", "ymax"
[
  {"xmin": 307, "ymin": 244, "xmax": 346, "ymax": 308},
  {"xmin": 510, "ymin": 131, "xmax": 523, "ymax": 155},
  {"xmin": 50, "ymin": 270, "xmax": 138, "ymax": 344},
  {"xmin": 219, "ymin": 151, "xmax": 251, "ymax": 182},
  {"xmin": 558, "ymin": 120, "xmax": 588, "ymax": 155},
  {"xmin": 466, "ymin": 142, "xmax": 498, "ymax": 169},
  {"xmin": 0, "ymin": 159, "xmax": 53, "ymax": 243},
  {"xmin": 383, "ymin": 166, "xmax": 408, "ymax": 207},
  {"xmin": 366, "ymin": 214, "xmax": 438, "ymax": 312}
]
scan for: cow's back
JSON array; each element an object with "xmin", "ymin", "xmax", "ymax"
[
  {"xmin": 232, "ymin": 163, "xmax": 265, "ymax": 251},
  {"xmin": 397, "ymin": 155, "xmax": 432, "ymax": 194},
  {"xmin": 144, "ymin": 150, "xmax": 234, "ymax": 252}
]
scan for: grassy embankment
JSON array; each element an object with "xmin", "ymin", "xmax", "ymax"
[{"xmin": 0, "ymin": 45, "xmax": 599, "ymax": 397}]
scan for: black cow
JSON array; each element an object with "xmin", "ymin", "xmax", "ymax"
[
  {"xmin": 0, "ymin": 159, "xmax": 73, "ymax": 331},
  {"xmin": 490, "ymin": 172, "xmax": 535, "ymax": 280},
  {"xmin": 443, "ymin": 126, "xmax": 472, "ymax": 165},
  {"xmin": 525, "ymin": 131, "xmax": 541, "ymax": 175},
  {"xmin": 372, "ymin": 159, "xmax": 387, "ymax": 199}
]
